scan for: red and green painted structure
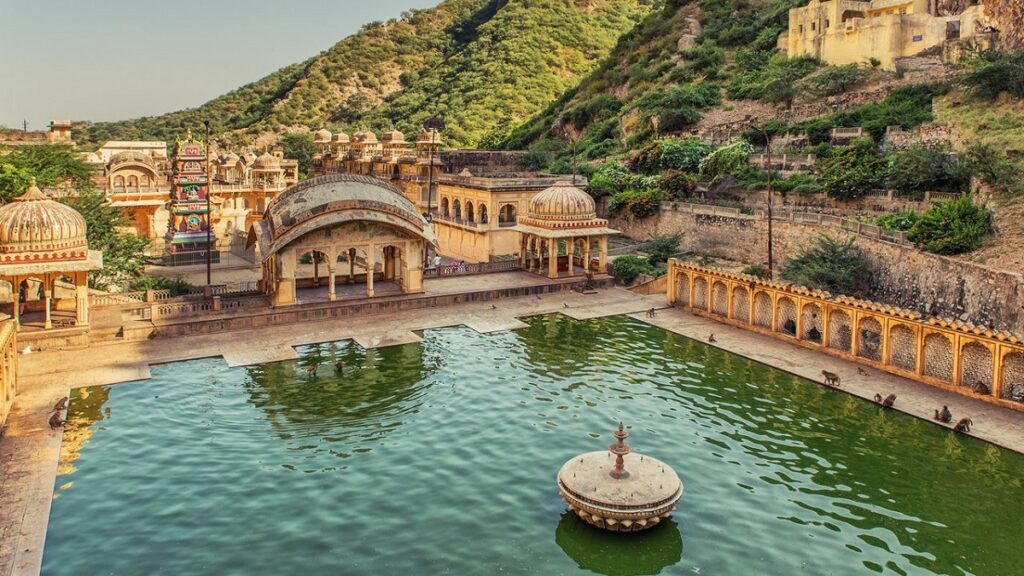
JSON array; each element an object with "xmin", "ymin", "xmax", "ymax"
[{"xmin": 164, "ymin": 130, "xmax": 219, "ymax": 266}]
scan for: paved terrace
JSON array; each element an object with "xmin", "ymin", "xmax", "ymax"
[{"xmin": 3, "ymin": 288, "xmax": 1024, "ymax": 575}]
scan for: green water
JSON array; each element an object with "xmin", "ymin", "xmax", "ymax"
[{"xmin": 42, "ymin": 315, "xmax": 1024, "ymax": 576}]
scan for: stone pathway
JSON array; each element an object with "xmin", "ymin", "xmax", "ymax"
[{"xmin": 3, "ymin": 288, "xmax": 1023, "ymax": 576}]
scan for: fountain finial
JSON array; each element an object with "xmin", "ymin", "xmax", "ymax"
[{"xmin": 608, "ymin": 422, "xmax": 633, "ymax": 479}]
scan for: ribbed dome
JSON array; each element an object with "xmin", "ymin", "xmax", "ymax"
[
  {"xmin": 0, "ymin": 179, "xmax": 89, "ymax": 262},
  {"xmin": 253, "ymin": 152, "xmax": 281, "ymax": 170},
  {"xmin": 313, "ymin": 129, "xmax": 332, "ymax": 143},
  {"xmin": 527, "ymin": 181, "xmax": 597, "ymax": 222},
  {"xmin": 332, "ymin": 132, "xmax": 350, "ymax": 144}
]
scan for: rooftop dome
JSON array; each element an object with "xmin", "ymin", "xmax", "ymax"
[
  {"xmin": 332, "ymin": 132, "xmax": 351, "ymax": 144},
  {"xmin": 527, "ymin": 181, "xmax": 597, "ymax": 222},
  {"xmin": 0, "ymin": 179, "xmax": 89, "ymax": 263},
  {"xmin": 222, "ymin": 152, "xmax": 240, "ymax": 164},
  {"xmin": 382, "ymin": 130, "xmax": 405, "ymax": 144},
  {"xmin": 253, "ymin": 152, "xmax": 282, "ymax": 171},
  {"xmin": 313, "ymin": 129, "xmax": 332, "ymax": 144}
]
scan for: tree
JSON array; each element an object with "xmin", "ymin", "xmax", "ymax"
[
  {"xmin": 611, "ymin": 255, "xmax": 659, "ymax": 284},
  {"xmin": 60, "ymin": 190, "xmax": 150, "ymax": 290},
  {"xmin": 699, "ymin": 141, "xmax": 752, "ymax": 183},
  {"xmin": 0, "ymin": 143, "xmax": 95, "ymax": 201},
  {"xmin": 643, "ymin": 233, "xmax": 683, "ymax": 264},
  {"xmin": 809, "ymin": 64, "xmax": 869, "ymax": 96},
  {"xmin": 885, "ymin": 143, "xmax": 969, "ymax": 197},
  {"xmin": 958, "ymin": 51, "xmax": 1024, "ymax": 101},
  {"xmin": 280, "ymin": 132, "xmax": 315, "ymax": 178},
  {"xmin": 780, "ymin": 235, "xmax": 869, "ymax": 295},
  {"xmin": 817, "ymin": 138, "xmax": 886, "ymax": 200}
]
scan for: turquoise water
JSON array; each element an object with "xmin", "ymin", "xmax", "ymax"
[{"xmin": 43, "ymin": 315, "xmax": 1024, "ymax": 576}]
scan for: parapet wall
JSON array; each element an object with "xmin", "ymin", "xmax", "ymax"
[
  {"xmin": 666, "ymin": 261, "xmax": 1024, "ymax": 411},
  {"xmin": 611, "ymin": 203, "xmax": 1024, "ymax": 333}
]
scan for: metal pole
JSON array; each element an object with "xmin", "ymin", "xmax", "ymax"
[
  {"xmin": 423, "ymin": 132, "xmax": 435, "ymax": 269},
  {"xmin": 763, "ymin": 129, "xmax": 774, "ymax": 279},
  {"xmin": 204, "ymin": 120, "xmax": 212, "ymax": 288}
]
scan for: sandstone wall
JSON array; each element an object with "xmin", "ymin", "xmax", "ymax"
[{"xmin": 611, "ymin": 205, "xmax": 1024, "ymax": 333}]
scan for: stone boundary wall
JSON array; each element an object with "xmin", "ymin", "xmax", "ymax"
[
  {"xmin": 611, "ymin": 203, "xmax": 1024, "ymax": 333},
  {"xmin": 666, "ymin": 261, "xmax": 1024, "ymax": 411}
]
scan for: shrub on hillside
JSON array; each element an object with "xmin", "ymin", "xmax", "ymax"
[
  {"xmin": 773, "ymin": 172, "xmax": 822, "ymax": 196},
  {"xmin": 780, "ymin": 235, "xmax": 869, "ymax": 295},
  {"xmin": 587, "ymin": 160, "xmax": 632, "ymax": 197},
  {"xmin": 660, "ymin": 170, "xmax": 698, "ymax": 198},
  {"xmin": 885, "ymin": 143, "xmax": 969, "ymax": 197},
  {"xmin": 659, "ymin": 138, "xmax": 713, "ymax": 173},
  {"xmin": 699, "ymin": 141, "xmax": 753, "ymax": 183},
  {"xmin": 643, "ymin": 233, "xmax": 684, "ymax": 264},
  {"xmin": 817, "ymin": 138, "xmax": 886, "ymax": 200},
  {"xmin": 963, "ymin": 142, "xmax": 1024, "ymax": 196},
  {"xmin": 808, "ymin": 64, "xmax": 869, "ymax": 96},
  {"xmin": 958, "ymin": 51, "xmax": 1024, "ymax": 101},
  {"xmin": 873, "ymin": 210, "xmax": 920, "ymax": 233},
  {"xmin": 608, "ymin": 188, "xmax": 665, "ymax": 218},
  {"xmin": 906, "ymin": 194, "xmax": 992, "ymax": 255}
]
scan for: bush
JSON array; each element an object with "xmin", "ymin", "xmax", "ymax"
[
  {"xmin": 873, "ymin": 210, "xmax": 920, "ymax": 233},
  {"xmin": 658, "ymin": 138, "xmax": 712, "ymax": 173},
  {"xmin": 963, "ymin": 142, "xmax": 1024, "ymax": 196},
  {"xmin": 780, "ymin": 235, "xmax": 869, "ymax": 295},
  {"xmin": 817, "ymin": 138, "xmax": 886, "ymax": 200},
  {"xmin": 608, "ymin": 188, "xmax": 665, "ymax": 218},
  {"xmin": 128, "ymin": 275, "xmax": 195, "ymax": 296},
  {"xmin": 611, "ymin": 255, "xmax": 659, "ymax": 284},
  {"xmin": 741, "ymin": 264, "xmax": 770, "ymax": 278},
  {"xmin": 587, "ymin": 160, "xmax": 632, "ymax": 197},
  {"xmin": 958, "ymin": 51, "xmax": 1024, "ymax": 101},
  {"xmin": 660, "ymin": 170, "xmax": 698, "ymax": 198},
  {"xmin": 643, "ymin": 233, "xmax": 683, "ymax": 264},
  {"xmin": 699, "ymin": 141, "xmax": 753, "ymax": 183},
  {"xmin": 885, "ymin": 143, "xmax": 969, "ymax": 196},
  {"xmin": 773, "ymin": 172, "xmax": 822, "ymax": 196},
  {"xmin": 907, "ymin": 194, "xmax": 992, "ymax": 255},
  {"xmin": 808, "ymin": 64, "xmax": 869, "ymax": 96}
]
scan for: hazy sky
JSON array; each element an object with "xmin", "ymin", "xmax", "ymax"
[{"xmin": 0, "ymin": 0, "xmax": 439, "ymax": 130}]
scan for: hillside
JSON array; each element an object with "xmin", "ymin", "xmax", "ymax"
[{"xmin": 77, "ymin": 0, "xmax": 655, "ymax": 149}]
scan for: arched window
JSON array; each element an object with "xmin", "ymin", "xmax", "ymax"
[
  {"xmin": 466, "ymin": 202, "xmax": 475, "ymax": 223},
  {"xmin": 441, "ymin": 197, "xmax": 450, "ymax": 217},
  {"xmin": 479, "ymin": 204, "xmax": 488, "ymax": 224},
  {"xmin": 499, "ymin": 204, "xmax": 516, "ymax": 225},
  {"xmin": 113, "ymin": 175, "xmax": 125, "ymax": 188},
  {"xmin": 453, "ymin": 199, "xmax": 462, "ymax": 220}
]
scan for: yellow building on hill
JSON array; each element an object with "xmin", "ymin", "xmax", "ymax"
[{"xmin": 781, "ymin": 0, "xmax": 992, "ymax": 70}]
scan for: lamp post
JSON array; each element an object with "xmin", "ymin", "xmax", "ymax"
[
  {"xmin": 422, "ymin": 116, "xmax": 444, "ymax": 269},
  {"xmin": 203, "ymin": 120, "xmax": 212, "ymax": 288},
  {"xmin": 552, "ymin": 117, "xmax": 580, "ymax": 186},
  {"xmin": 752, "ymin": 126, "xmax": 774, "ymax": 279}
]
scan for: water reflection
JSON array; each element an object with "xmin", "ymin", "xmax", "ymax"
[
  {"xmin": 56, "ymin": 386, "xmax": 111, "ymax": 478},
  {"xmin": 555, "ymin": 511, "xmax": 683, "ymax": 576},
  {"xmin": 242, "ymin": 340, "xmax": 434, "ymax": 453}
]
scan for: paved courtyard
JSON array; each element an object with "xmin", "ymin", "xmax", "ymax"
[{"xmin": 2, "ymin": 287, "xmax": 1023, "ymax": 576}]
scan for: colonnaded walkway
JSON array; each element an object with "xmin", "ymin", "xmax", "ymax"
[{"xmin": 3, "ymin": 287, "xmax": 1024, "ymax": 576}]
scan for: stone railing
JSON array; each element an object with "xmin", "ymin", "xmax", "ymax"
[
  {"xmin": 423, "ymin": 260, "xmax": 520, "ymax": 278},
  {"xmin": 91, "ymin": 281, "xmax": 261, "ymax": 309},
  {"xmin": 436, "ymin": 174, "xmax": 586, "ymax": 190},
  {"xmin": 667, "ymin": 261, "xmax": 1024, "ymax": 410},
  {"xmin": 153, "ymin": 294, "xmax": 268, "ymax": 320}
]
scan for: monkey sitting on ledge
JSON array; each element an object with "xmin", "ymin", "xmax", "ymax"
[
  {"xmin": 873, "ymin": 393, "xmax": 896, "ymax": 408},
  {"xmin": 953, "ymin": 417, "xmax": 974, "ymax": 433},
  {"xmin": 821, "ymin": 370, "xmax": 840, "ymax": 387},
  {"xmin": 971, "ymin": 381, "xmax": 991, "ymax": 395},
  {"xmin": 48, "ymin": 412, "xmax": 66, "ymax": 429},
  {"xmin": 934, "ymin": 405, "xmax": 952, "ymax": 423}
]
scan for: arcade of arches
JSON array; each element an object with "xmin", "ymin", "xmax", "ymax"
[{"xmin": 248, "ymin": 175, "xmax": 436, "ymax": 307}]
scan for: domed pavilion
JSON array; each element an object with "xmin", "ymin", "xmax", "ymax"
[
  {"xmin": 513, "ymin": 181, "xmax": 618, "ymax": 279},
  {"xmin": 248, "ymin": 174, "xmax": 436, "ymax": 306},
  {"xmin": 0, "ymin": 179, "xmax": 102, "ymax": 330}
]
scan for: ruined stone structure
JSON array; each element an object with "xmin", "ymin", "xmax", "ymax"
[
  {"xmin": 781, "ymin": 0, "xmax": 993, "ymax": 70},
  {"xmin": 667, "ymin": 261, "xmax": 1024, "ymax": 410},
  {"xmin": 0, "ymin": 121, "xmax": 72, "ymax": 147},
  {"xmin": 0, "ymin": 320, "xmax": 16, "ymax": 430}
]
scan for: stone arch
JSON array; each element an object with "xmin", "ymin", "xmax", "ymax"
[
  {"xmin": 127, "ymin": 175, "xmax": 139, "ymax": 187},
  {"xmin": 753, "ymin": 291, "xmax": 772, "ymax": 328},
  {"xmin": 113, "ymin": 175, "xmax": 125, "ymax": 187},
  {"xmin": 453, "ymin": 199, "xmax": 462, "ymax": 219},
  {"xmin": 1001, "ymin": 352, "xmax": 1024, "ymax": 403},
  {"xmin": 960, "ymin": 342, "xmax": 993, "ymax": 394},
  {"xmin": 441, "ymin": 197, "xmax": 450, "ymax": 217},
  {"xmin": 888, "ymin": 323, "xmax": 918, "ymax": 372},
  {"xmin": 776, "ymin": 297, "xmax": 797, "ymax": 336},
  {"xmin": 711, "ymin": 281, "xmax": 728, "ymax": 316},
  {"xmin": 923, "ymin": 333, "xmax": 954, "ymax": 382},
  {"xmin": 479, "ymin": 204, "xmax": 488, "ymax": 224},
  {"xmin": 857, "ymin": 317, "xmax": 883, "ymax": 362},
  {"xmin": 692, "ymin": 277, "xmax": 708, "ymax": 311},
  {"xmin": 465, "ymin": 201, "xmax": 475, "ymax": 223},
  {"xmin": 674, "ymin": 273, "xmax": 689, "ymax": 307},
  {"xmin": 732, "ymin": 286, "xmax": 750, "ymax": 322},
  {"xmin": 801, "ymin": 302, "xmax": 823, "ymax": 344},
  {"xmin": 828, "ymin": 309, "xmax": 852, "ymax": 352},
  {"xmin": 498, "ymin": 204, "xmax": 516, "ymax": 224}
]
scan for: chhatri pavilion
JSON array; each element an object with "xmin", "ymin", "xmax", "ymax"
[
  {"xmin": 514, "ymin": 181, "xmax": 617, "ymax": 279},
  {"xmin": 248, "ymin": 174, "xmax": 436, "ymax": 307},
  {"xmin": 0, "ymin": 179, "xmax": 102, "ymax": 330}
]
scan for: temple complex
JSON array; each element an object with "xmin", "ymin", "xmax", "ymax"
[
  {"xmin": 164, "ymin": 131, "xmax": 219, "ymax": 266},
  {"xmin": 0, "ymin": 178, "xmax": 102, "ymax": 336},
  {"xmin": 248, "ymin": 174, "xmax": 435, "ymax": 307},
  {"xmin": 781, "ymin": 0, "xmax": 994, "ymax": 70}
]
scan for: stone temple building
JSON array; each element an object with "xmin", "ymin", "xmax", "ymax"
[
  {"xmin": 781, "ymin": 0, "xmax": 993, "ymax": 70},
  {"xmin": 248, "ymin": 174, "xmax": 436, "ymax": 307},
  {"xmin": 0, "ymin": 179, "xmax": 102, "ymax": 342}
]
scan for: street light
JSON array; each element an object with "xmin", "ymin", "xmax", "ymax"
[
  {"xmin": 203, "ymin": 120, "xmax": 212, "ymax": 288},
  {"xmin": 749, "ymin": 126, "xmax": 774, "ymax": 279},
  {"xmin": 422, "ymin": 116, "xmax": 444, "ymax": 269}
]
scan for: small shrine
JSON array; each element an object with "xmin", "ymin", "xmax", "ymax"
[
  {"xmin": 557, "ymin": 423, "xmax": 682, "ymax": 532},
  {"xmin": 164, "ymin": 129, "xmax": 219, "ymax": 266}
]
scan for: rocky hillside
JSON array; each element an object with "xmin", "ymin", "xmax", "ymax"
[
  {"xmin": 77, "ymin": 0, "xmax": 655, "ymax": 149},
  {"xmin": 984, "ymin": 0, "xmax": 1024, "ymax": 49}
]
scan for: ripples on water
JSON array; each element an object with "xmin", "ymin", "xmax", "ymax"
[{"xmin": 43, "ymin": 315, "xmax": 1024, "ymax": 576}]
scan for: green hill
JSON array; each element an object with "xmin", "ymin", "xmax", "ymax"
[{"xmin": 77, "ymin": 0, "xmax": 655, "ymax": 149}]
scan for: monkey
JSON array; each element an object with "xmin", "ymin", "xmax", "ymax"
[
  {"xmin": 536, "ymin": 295, "xmax": 542, "ymax": 300},
  {"xmin": 708, "ymin": 333, "xmax": 717, "ymax": 343},
  {"xmin": 873, "ymin": 393, "xmax": 896, "ymax": 408},
  {"xmin": 934, "ymin": 405, "xmax": 953, "ymax": 423},
  {"xmin": 822, "ymin": 370, "xmax": 841, "ymax": 387},
  {"xmin": 857, "ymin": 367, "xmax": 868, "ymax": 376},
  {"xmin": 564, "ymin": 303, "xmax": 569, "ymax": 308},
  {"xmin": 953, "ymin": 417, "xmax": 974, "ymax": 433},
  {"xmin": 53, "ymin": 396, "xmax": 68, "ymax": 411},
  {"xmin": 48, "ymin": 412, "xmax": 66, "ymax": 429},
  {"xmin": 307, "ymin": 363, "xmax": 319, "ymax": 377},
  {"xmin": 334, "ymin": 362, "xmax": 345, "ymax": 374},
  {"xmin": 971, "ymin": 381, "xmax": 990, "ymax": 395},
  {"xmin": 491, "ymin": 304, "xmax": 497, "ymax": 310}
]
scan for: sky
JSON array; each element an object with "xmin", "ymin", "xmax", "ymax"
[{"xmin": 0, "ymin": 0, "xmax": 439, "ymax": 131}]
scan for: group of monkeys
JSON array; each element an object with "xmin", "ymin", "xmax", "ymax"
[
  {"xmin": 47, "ymin": 396, "xmax": 68, "ymax": 429},
  {"xmin": 821, "ymin": 369, "xmax": 974, "ymax": 433}
]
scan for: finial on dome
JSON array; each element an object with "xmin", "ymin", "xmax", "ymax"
[
  {"xmin": 15, "ymin": 176, "xmax": 47, "ymax": 202},
  {"xmin": 185, "ymin": 128, "xmax": 193, "ymax": 141}
]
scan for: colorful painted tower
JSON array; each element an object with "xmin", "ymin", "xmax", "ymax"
[{"xmin": 164, "ymin": 129, "xmax": 219, "ymax": 266}]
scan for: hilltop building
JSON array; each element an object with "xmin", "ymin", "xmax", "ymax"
[
  {"xmin": 0, "ymin": 120, "xmax": 73, "ymax": 147},
  {"xmin": 781, "ymin": 0, "xmax": 994, "ymax": 70}
]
